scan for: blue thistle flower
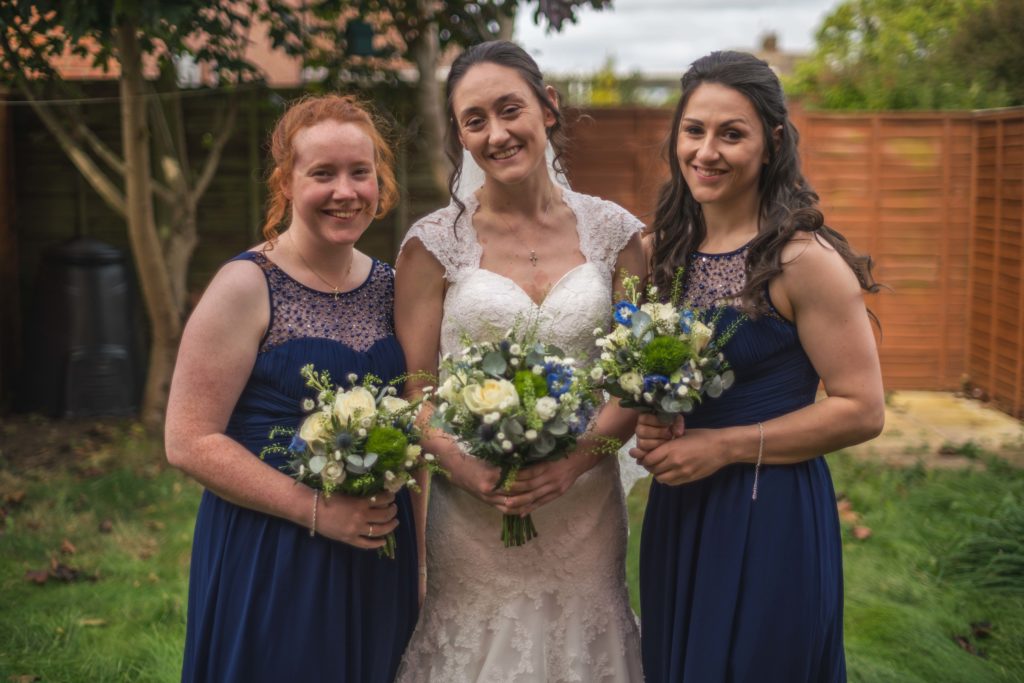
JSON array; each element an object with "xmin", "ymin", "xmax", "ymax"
[{"xmin": 334, "ymin": 431, "xmax": 354, "ymax": 450}]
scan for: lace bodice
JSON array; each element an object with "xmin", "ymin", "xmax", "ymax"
[
  {"xmin": 248, "ymin": 252, "xmax": 396, "ymax": 353},
  {"xmin": 402, "ymin": 189, "xmax": 643, "ymax": 362},
  {"xmin": 396, "ymin": 190, "xmax": 645, "ymax": 682}
]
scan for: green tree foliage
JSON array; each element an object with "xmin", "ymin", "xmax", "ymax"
[{"xmin": 787, "ymin": 0, "xmax": 1020, "ymax": 110}]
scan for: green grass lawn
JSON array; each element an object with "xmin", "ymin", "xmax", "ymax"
[{"xmin": 1, "ymin": 419, "xmax": 1022, "ymax": 682}]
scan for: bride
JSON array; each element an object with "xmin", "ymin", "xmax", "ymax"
[{"xmin": 394, "ymin": 41, "xmax": 646, "ymax": 682}]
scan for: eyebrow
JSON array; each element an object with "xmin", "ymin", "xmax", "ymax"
[
  {"xmin": 458, "ymin": 93, "xmax": 525, "ymax": 118},
  {"xmin": 682, "ymin": 116, "xmax": 751, "ymax": 127}
]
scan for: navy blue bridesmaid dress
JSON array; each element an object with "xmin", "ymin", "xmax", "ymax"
[
  {"xmin": 640, "ymin": 245, "xmax": 846, "ymax": 682},
  {"xmin": 181, "ymin": 252, "xmax": 418, "ymax": 683}
]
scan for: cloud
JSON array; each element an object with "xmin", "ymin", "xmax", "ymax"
[{"xmin": 515, "ymin": 0, "xmax": 840, "ymax": 74}]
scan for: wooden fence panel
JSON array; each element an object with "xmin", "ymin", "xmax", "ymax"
[
  {"xmin": 968, "ymin": 112, "xmax": 1024, "ymax": 416},
  {"xmin": 567, "ymin": 107, "xmax": 979, "ymax": 393}
]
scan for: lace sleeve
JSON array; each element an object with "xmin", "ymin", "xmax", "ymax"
[
  {"xmin": 399, "ymin": 204, "xmax": 478, "ymax": 283},
  {"xmin": 569, "ymin": 192, "xmax": 645, "ymax": 277}
]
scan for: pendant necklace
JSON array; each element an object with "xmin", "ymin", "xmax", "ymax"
[
  {"xmin": 289, "ymin": 232, "xmax": 351, "ymax": 299},
  {"xmin": 491, "ymin": 198, "xmax": 552, "ymax": 268}
]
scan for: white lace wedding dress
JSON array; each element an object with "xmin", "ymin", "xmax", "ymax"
[{"xmin": 396, "ymin": 189, "xmax": 645, "ymax": 682}]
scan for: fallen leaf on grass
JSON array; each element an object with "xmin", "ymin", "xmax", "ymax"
[
  {"xmin": 24, "ymin": 569, "xmax": 49, "ymax": 585},
  {"xmin": 5, "ymin": 491, "xmax": 26, "ymax": 506},
  {"xmin": 145, "ymin": 520, "xmax": 166, "ymax": 531},
  {"xmin": 953, "ymin": 634, "xmax": 987, "ymax": 658},
  {"xmin": 852, "ymin": 525, "xmax": 872, "ymax": 540},
  {"xmin": 24, "ymin": 558, "xmax": 98, "ymax": 586},
  {"xmin": 8, "ymin": 675, "xmax": 41, "ymax": 682},
  {"xmin": 77, "ymin": 617, "xmax": 107, "ymax": 627},
  {"xmin": 60, "ymin": 538, "xmax": 77, "ymax": 555},
  {"xmin": 98, "ymin": 518, "xmax": 113, "ymax": 533},
  {"xmin": 971, "ymin": 621, "xmax": 993, "ymax": 639}
]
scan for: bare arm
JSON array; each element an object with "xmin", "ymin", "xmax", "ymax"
[
  {"xmin": 164, "ymin": 260, "xmax": 396, "ymax": 549},
  {"xmin": 635, "ymin": 236, "xmax": 884, "ymax": 485},
  {"xmin": 394, "ymin": 238, "xmax": 508, "ymax": 515}
]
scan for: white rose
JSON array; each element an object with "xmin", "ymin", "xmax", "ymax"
[
  {"xmin": 437, "ymin": 374, "xmax": 464, "ymax": 404},
  {"xmin": 405, "ymin": 444, "xmax": 422, "ymax": 458},
  {"xmin": 384, "ymin": 470, "xmax": 405, "ymax": 492},
  {"xmin": 462, "ymin": 379, "xmax": 519, "ymax": 415},
  {"xmin": 619, "ymin": 371, "xmax": 643, "ymax": 395},
  {"xmin": 298, "ymin": 413, "xmax": 331, "ymax": 444},
  {"xmin": 379, "ymin": 396, "xmax": 410, "ymax": 415},
  {"xmin": 333, "ymin": 387, "xmax": 377, "ymax": 425},
  {"xmin": 691, "ymin": 321, "xmax": 714, "ymax": 353},
  {"xmin": 590, "ymin": 366, "xmax": 605, "ymax": 381},
  {"xmin": 535, "ymin": 396, "xmax": 559, "ymax": 421},
  {"xmin": 321, "ymin": 461, "xmax": 346, "ymax": 485},
  {"xmin": 641, "ymin": 302, "xmax": 681, "ymax": 329}
]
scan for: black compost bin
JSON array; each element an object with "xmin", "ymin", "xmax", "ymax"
[{"xmin": 21, "ymin": 238, "xmax": 144, "ymax": 417}]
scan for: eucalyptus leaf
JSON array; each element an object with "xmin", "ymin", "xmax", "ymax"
[
  {"xmin": 721, "ymin": 370, "xmax": 735, "ymax": 389},
  {"xmin": 501, "ymin": 418, "xmax": 524, "ymax": 438},
  {"xmin": 525, "ymin": 350, "xmax": 545, "ymax": 367},
  {"xmin": 546, "ymin": 419, "xmax": 569, "ymax": 436},
  {"xmin": 660, "ymin": 396, "xmax": 684, "ymax": 413},
  {"xmin": 481, "ymin": 351, "xmax": 508, "ymax": 377},
  {"xmin": 706, "ymin": 375, "xmax": 724, "ymax": 398},
  {"xmin": 630, "ymin": 311, "xmax": 653, "ymax": 338},
  {"xmin": 309, "ymin": 455, "xmax": 327, "ymax": 474},
  {"xmin": 533, "ymin": 432, "xmax": 556, "ymax": 455}
]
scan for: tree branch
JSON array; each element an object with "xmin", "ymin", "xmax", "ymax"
[{"xmin": 192, "ymin": 95, "xmax": 239, "ymax": 202}]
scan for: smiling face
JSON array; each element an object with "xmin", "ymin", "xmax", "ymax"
[
  {"xmin": 451, "ymin": 62, "xmax": 557, "ymax": 187},
  {"xmin": 284, "ymin": 120, "xmax": 379, "ymax": 246},
  {"xmin": 676, "ymin": 82, "xmax": 770, "ymax": 213}
]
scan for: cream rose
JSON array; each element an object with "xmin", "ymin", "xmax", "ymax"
[
  {"xmin": 299, "ymin": 412, "xmax": 331, "ymax": 444},
  {"xmin": 461, "ymin": 379, "xmax": 519, "ymax": 415},
  {"xmin": 691, "ymin": 321, "xmax": 714, "ymax": 353},
  {"xmin": 333, "ymin": 387, "xmax": 377, "ymax": 426},
  {"xmin": 379, "ymin": 396, "xmax": 410, "ymax": 415},
  {"xmin": 535, "ymin": 396, "xmax": 559, "ymax": 421},
  {"xmin": 619, "ymin": 371, "xmax": 643, "ymax": 395}
]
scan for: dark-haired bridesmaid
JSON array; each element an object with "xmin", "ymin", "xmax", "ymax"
[{"xmin": 633, "ymin": 51, "xmax": 884, "ymax": 683}]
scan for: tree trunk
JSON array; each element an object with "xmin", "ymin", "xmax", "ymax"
[
  {"xmin": 117, "ymin": 21, "xmax": 181, "ymax": 430},
  {"xmin": 411, "ymin": 22, "xmax": 450, "ymax": 196}
]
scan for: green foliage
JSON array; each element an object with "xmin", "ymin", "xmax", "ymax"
[{"xmin": 787, "ymin": 0, "xmax": 1020, "ymax": 110}]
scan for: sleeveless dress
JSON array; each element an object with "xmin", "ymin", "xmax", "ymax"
[
  {"xmin": 639, "ymin": 244, "xmax": 846, "ymax": 682},
  {"xmin": 181, "ymin": 253, "xmax": 418, "ymax": 683},
  {"xmin": 396, "ymin": 189, "xmax": 645, "ymax": 682}
]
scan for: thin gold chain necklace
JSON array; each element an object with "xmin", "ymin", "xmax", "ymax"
[{"xmin": 289, "ymin": 231, "xmax": 352, "ymax": 299}]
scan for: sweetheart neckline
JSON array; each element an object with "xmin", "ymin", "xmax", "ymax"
[{"xmin": 459, "ymin": 262, "xmax": 595, "ymax": 309}]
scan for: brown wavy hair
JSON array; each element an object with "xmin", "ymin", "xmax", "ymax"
[
  {"xmin": 444, "ymin": 40, "xmax": 569, "ymax": 226},
  {"xmin": 261, "ymin": 94, "xmax": 399, "ymax": 244},
  {"xmin": 650, "ymin": 51, "xmax": 879, "ymax": 316}
]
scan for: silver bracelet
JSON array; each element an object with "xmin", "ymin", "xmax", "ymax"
[
  {"xmin": 309, "ymin": 490, "xmax": 320, "ymax": 537},
  {"xmin": 751, "ymin": 422, "xmax": 765, "ymax": 501}
]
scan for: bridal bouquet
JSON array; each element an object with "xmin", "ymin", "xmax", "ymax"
[
  {"xmin": 262, "ymin": 365, "xmax": 440, "ymax": 559},
  {"xmin": 593, "ymin": 274, "xmax": 741, "ymax": 423},
  {"xmin": 430, "ymin": 330, "xmax": 600, "ymax": 547}
]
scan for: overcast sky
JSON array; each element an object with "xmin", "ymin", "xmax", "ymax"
[{"xmin": 514, "ymin": 0, "xmax": 843, "ymax": 76}]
